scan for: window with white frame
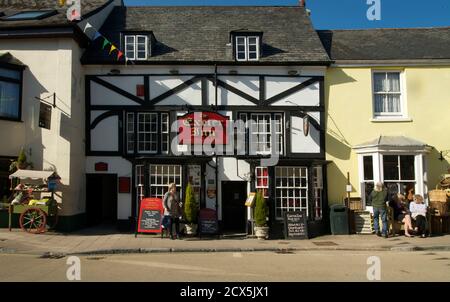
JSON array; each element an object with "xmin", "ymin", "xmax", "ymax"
[
  {"xmin": 161, "ymin": 113, "xmax": 169, "ymax": 154},
  {"xmin": 242, "ymin": 113, "xmax": 284, "ymax": 155},
  {"xmin": 255, "ymin": 167, "xmax": 269, "ymax": 199},
  {"xmin": 125, "ymin": 35, "xmax": 148, "ymax": 60},
  {"xmin": 373, "ymin": 71, "xmax": 403, "ymax": 117},
  {"xmin": 275, "ymin": 167, "xmax": 308, "ymax": 219},
  {"xmin": 149, "ymin": 165, "xmax": 182, "ymax": 199},
  {"xmin": 383, "ymin": 155, "xmax": 415, "ymax": 198},
  {"xmin": 362, "ymin": 155, "xmax": 375, "ymax": 206},
  {"xmin": 138, "ymin": 113, "xmax": 158, "ymax": 153},
  {"xmin": 126, "ymin": 113, "xmax": 135, "ymax": 154},
  {"xmin": 235, "ymin": 36, "xmax": 259, "ymax": 61},
  {"xmin": 313, "ymin": 166, "xmax": 323, "ymax": 220}
]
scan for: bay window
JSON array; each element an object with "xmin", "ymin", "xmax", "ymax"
[{"xmin": 383, "ymin": 155, "xmax": 415, "ymax": 198}]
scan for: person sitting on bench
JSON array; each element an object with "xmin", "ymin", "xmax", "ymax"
[
  {"xmin": 410, "ymin": 194, "xmax": 428, "ymax": 238},
  {"xmin": 389, "ymin": 193, "xmax": 414, "ymax": 237}
]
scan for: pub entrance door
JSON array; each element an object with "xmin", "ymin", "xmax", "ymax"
[{"xmin": 221, "ymin": 181, "xmax": 247, "ymax": 233}]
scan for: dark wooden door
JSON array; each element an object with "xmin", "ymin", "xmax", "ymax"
[
  {"xmin": 86, "ymin": 174, "xmax": 118, "ymax": 226},
  {"xmin": 222, "ymin": 181, "xmax": 247, "ymax": 232}
]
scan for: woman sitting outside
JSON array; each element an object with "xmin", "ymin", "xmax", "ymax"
[
  {"xmin": 389, "ymin": 193, "xmax": 414, "ymax": 237},
  {"xmin": 410, "ymin": 194, "xmax": 428, "ymax": 238}
]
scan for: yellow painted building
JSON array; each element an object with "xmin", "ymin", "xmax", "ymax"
[{"xmin": 319, "ymin": 28, "xmax": 450, "ymax": 208}]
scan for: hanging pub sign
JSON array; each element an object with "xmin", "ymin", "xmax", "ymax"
[
  {"xmin": 303, "ymin": 115, "xmax": 310, "ymax": 137},
  {"xmin": 39, "ymin": 102, "xmax": 52, "ymax": 130},
  {"xmin": 178, "ymin": 112, "xmax": 229, "ymax": 145}
]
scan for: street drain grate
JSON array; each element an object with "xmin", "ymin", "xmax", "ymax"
[
  {"xmin": 275, "ymin": 249, "xmax": 294, "ymax": 254},
  {"xmin": 40, "ymin": 252, "xmax": 65, "ymax": 259},
  {"xmin": 87, "ymin": 257, "xmax": 106, "ymax": 261},
  {"xmin": 433, "ymin": 257, "xmax": 450, "ymax": 261},
  {"xmin": 312, "ymin": 241, "xmax": 338, "ymax": 246}
]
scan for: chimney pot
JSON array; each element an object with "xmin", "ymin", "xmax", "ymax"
[{"xmin": 300, "ymin": 0, "xmax": 306, "ymax": 7}]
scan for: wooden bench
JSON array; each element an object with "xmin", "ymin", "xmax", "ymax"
[{"xmin": 387, "ymin": 206, "xmax": 432, "ymax": 236}]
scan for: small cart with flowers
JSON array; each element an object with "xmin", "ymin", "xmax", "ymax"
[{"xmin": 7, "ymin": 170, "xmax": 60, "ymax": 234}]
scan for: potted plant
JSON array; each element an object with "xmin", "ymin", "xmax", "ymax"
[
  {"xmin": 9, "ymin": 148, "xmax": 33, "ymax": 172},
  {"xmin": 254, "ymin": 190, "xmax": 269, "ymax": 240},
  {"xmin": 184, "ymin": 182, "xmax": 199, "ymax": 236}
]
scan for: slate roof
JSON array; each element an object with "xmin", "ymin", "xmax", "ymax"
[
  {"xmin": 354, "ymin": 136, "xmax": 429, "ymax": 149},
  {"xmin": 82, "ymin": 6, "xmax": 331, "ymax": 64},
  {"xmin": 318, "ymin": 27, "xmax": 450, "ymax": 62},
  {"xmin": 0, "ymin": 0, "xmax": 113, "ymax": 29}
]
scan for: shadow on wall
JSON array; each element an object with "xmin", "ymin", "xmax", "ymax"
[
  {"xmin": 327, "ymin": 161, "xmax": 355, "ymax": 205},
  {"xmin": 427, "ymin": 148, "xmax": 450, "ymax": 189},
  {"xmin": 326, "ymin": 132, "xmax": 352, "ymax": 161}
]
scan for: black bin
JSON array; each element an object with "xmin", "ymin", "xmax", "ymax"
[{"xmin": 330, "ymin": 204, "xmax": 349, "ymax": 235}]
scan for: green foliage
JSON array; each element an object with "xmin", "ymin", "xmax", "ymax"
[
  {"xmin": 254, "ymin": 190, "xmax": 268, "ymax": 227},
  {"xmin": 184, "ymin": 183, "xmax": 199, "ymax": 224},
  {"xmin": 9, "ymin": 148, "xmax": 32, "ymax": 172}
]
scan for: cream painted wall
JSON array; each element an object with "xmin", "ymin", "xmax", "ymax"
[
  {"xmin": 325, "ymin": 66, "xmax": 450, "ymax": 204},
  {"xmin": 0, "ymin": 38, "xmax": 86, "ymax": 216}
]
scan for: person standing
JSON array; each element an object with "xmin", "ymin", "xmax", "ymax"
[
  {"xmin": 163, "ymin": 183, "xmax": 182, "ymax": 240},
  {"xmin": 369, "ymin": 182, "xmax": 389, "ymax": 238}
]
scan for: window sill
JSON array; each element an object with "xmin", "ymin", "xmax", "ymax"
[
  {"xmin": 0, "ymin": 117, "xmax": 22, "ymax": 123},
  {"xmin": 370, "ymin": 117, "xmax": 413, "ymax": 123}
]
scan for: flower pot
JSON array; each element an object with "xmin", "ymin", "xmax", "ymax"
[
  {"xmin": 254, "ymin": 226, "xmax": 269, "ymax": 240},
  {"xmin": 185, "ymin": 223, "xmax": 198, "ymax": 235}
]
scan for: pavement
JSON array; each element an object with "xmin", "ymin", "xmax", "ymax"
[{"xmin": 1, "ymin": 226, "xmax": 450, "ymax": 256}]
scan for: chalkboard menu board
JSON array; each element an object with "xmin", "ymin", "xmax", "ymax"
[
  {"xmin": 137, "ymin": 198, "xmax": 163, "ymax": 234},
  {"xmin": 139, "ymin": 209, "xmax": 161, "ymax": 232},
  {"xmin": 284, "ymin": 211, "xmax": 309, "ymax": 240},
  {"xmin": 199, "ymin": 208, "xmax": 219, "ymax": 235}
]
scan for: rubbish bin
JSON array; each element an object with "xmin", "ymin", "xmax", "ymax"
[{"xmin": 330, "ymin": 204, "xmax": 349, "ymax": 235}]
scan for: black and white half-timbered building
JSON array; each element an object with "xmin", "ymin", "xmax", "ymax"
[{"xmin": 83, "ymin": 6, "xmax": 331, "ymax": 235}]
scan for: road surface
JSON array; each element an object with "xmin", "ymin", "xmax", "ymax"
[{"xmin": 0, "ymin": 250, "xmax": 449, "ymax": 282}]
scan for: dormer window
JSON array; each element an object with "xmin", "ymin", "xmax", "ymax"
[
  {"xmin": 2, "ymin": 10, "xmax": 57, "ymax": 21},
  {"xmin": 125, "ymin": 35, "xmax": 148, "ymax": 61},
  {"xmin": 236, "ymin": 36, "xmax": 260, "ymax": 61},
  {"xmin": 231, "ymin": 30, "xmax": 263, "ymax": 62}
]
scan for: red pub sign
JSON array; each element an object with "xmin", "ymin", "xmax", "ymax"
[{"xmin": 178, "ymin": 112, "xmax": 229, "ymax": 145}]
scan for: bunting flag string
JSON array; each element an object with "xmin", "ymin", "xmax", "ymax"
[{"xmin": 80, "ymin": 21, "xmax": 133, "ymax": 64}]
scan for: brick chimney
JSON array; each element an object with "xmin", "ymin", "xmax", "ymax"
[{"xmin": 299, "ymin": 0, "xmax": 306, "ymax": 7}]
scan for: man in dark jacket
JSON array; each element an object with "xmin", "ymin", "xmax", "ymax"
[{"xmin": 369, "ymin": 182, "xmax": 389, "ymax": 238}]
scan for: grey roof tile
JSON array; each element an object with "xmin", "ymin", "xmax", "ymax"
[
  {"xmin": 82, "ymin": 6, "xmax": 331, "ymax": 64},
  {"xmin": 318, "ymin": 27, "xmax": 450, "ymax": 61},
  {"xmin": 0, "ymin": 0, "xmax": 112, "ymax": 28}
]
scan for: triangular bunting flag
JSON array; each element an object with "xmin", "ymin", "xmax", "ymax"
[
  {"xmin": 93, "ymin": 32, "xmax": 102, "ymax": 41},
  {"xmin": 83, "ymin": 22, "xmax": 93, "ymax": 33},
  {"xmin": 109, "ymin": 45, "xmax": 117, "ymax": 55},
  {"xmin": 117, "ymin": 51, "xmax": 124, "ymax": 61},
  {"xmin": 102, "ymin": 38, "xmax": 111, "ymax": 50}
]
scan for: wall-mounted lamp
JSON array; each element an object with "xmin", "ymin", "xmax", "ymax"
[
  {"xmin": 169, "ymin": 69, "xmax": 179, "ymax": 75},
  {"xmin": 439, "ymin": 150, "xmax": 450, "ymax": 161},
  {"xmin": 109, "ymin": 69, "xmax": 120, "ymax": 75}
]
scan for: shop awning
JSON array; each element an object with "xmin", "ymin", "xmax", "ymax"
[{"xmin": 9, "ymin": 170, "xmax": 59, "ymax": 181}]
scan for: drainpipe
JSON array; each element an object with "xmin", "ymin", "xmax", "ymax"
[{"xmin": 214, "ymin": 64, "xmax": 218, "ymax": 108}]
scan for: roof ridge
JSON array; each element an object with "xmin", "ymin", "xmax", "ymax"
[{"xmin": 319, "ymin": 26, "xmax": 450, "ymax": 32}]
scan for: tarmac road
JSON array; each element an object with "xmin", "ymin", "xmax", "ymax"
[{"xmin": 1, "ymin": 250, "xmax": 449, "ymax": 282}]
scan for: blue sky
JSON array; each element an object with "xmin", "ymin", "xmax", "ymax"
[{"xmin": 123, "ymin": 0, "xmax": 450, "ymax": 29}]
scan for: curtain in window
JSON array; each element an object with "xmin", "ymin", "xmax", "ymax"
[
  {"xmin": 373, "ymin": 73, "xmax": 386, "ymax": 92},
  {"xmin": 0, "ymin": 81, "xmax": 20, "ymax": 118},
  {"xmin": 387, "ymin": 73, "xmax": 400, "ymax": 92}
]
